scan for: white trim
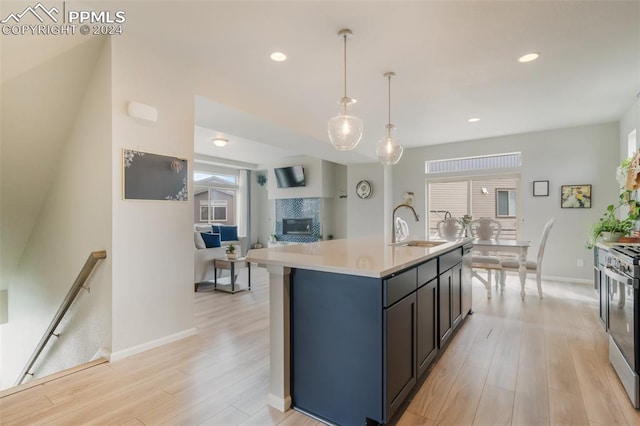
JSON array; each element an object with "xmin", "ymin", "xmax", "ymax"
[
  {"xmin": 501, "ymin": 271, "xmax": 592, "ymax": 285},
  {"xmin": 91, "ymin": 347, "xmax": 111, "ymax": 361},
  {"xmin": 267, "ymin": 393, "xmax": 292, "ymax": 412},
  {"xmin": 542, "ymin": 275, "xmax": 592, "ymax": 285},
  {"xmin": 108, "ymin": 328, "xmax": 197, "ymax": 362}
]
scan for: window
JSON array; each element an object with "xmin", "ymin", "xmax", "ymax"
[
  {"xmin": 496, "ymin": 189, "xmax": 517, "ymax": 217},
  {"xmin": 427, "ymin": 176, "xmax": 520, "ymax": 239},
  {"xmin": 194, "ymin": 169, "xmax": 238, "ymax": 225},
  {"xmin": 199, "ymin": 200, "xmax": 228, "ymax": 222},
  {"xmin": 426, "ymin": 152, "xmax": 522, "ymax": 174}
]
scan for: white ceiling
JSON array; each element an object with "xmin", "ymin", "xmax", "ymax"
[
  {"xmin": 128, "ymin": 1, "xmax": 639, "ymax": 166},
  {"xmin": 6, "ymin": 1, "xmax": 639, "ymax": 166}
]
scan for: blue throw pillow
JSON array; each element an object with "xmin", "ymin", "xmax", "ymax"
[
  {"xmin": 211, "ymin": 224, "xmax": 220, "ymax": 234},
  {"xmin": 201, "ymin": 232, "xmax": 221, "ymax": 248},
  {"xmin": 219, "ymin": 225, "xmax": 238, "ymax": 241}
]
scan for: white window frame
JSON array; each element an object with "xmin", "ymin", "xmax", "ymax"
[{"xmin": 495, "ymin": 188, "xmax": 517, "ymax": 218}]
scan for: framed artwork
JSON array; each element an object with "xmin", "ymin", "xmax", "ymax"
[
  {"xmin": 123, "ymin": 149, "xmax": 188, "ymax": 201},
  {"xmin": 561, "ymin": 184, "xmax": 591, "ymax": 208},
  {"xmin": 533, "ymin": 180, "xmax": 549, "ymax": 197}
]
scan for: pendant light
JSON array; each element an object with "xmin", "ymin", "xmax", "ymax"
[
  {"xmin": 328, "ymin": 29, "xmax": 363, "ymax": 151},
  {"xmin": 376, "ymin": 72, "xmax": 403, "ymax": 165}
]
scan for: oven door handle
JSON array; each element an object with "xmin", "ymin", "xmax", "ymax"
[{"xmin": 604, "ymin": 265, "xmax": 634, "ymax": 286}]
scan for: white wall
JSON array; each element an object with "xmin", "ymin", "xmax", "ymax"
[
  {"xmin": 251, "ymin": 170, "xmax": 270, "ymax": 246},
  {"xmin": 391, "ymin": 122, "xmax": 619, "ymax": 281},
  {"xmin": 620, "ymin": 98, "xmax": 639, "ymax": 158},
  {"xmin": 330, "ymin": 163, "xmax": 348, "ymax": 239},
  {"xmin": 347, "ymin": 163, "xmax": 385, "ymax": 237},
  {"xmin": 266, "ymin": 157, "xmax": 328, "ymax": 199},
  {"xmin": 0, "ymin": 40, "xmax": 112, "ymax": 389},
  {"xmin": 109, "ymin": 37, "xmax": 196, "ymax": 356}
]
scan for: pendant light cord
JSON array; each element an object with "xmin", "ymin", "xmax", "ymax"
[
  {"xmin": 387, "ymin": 74, "xmax": 392, "ymax": 137},
  {"xmin": 343, "ymin": 33, "xmax": 348, "ymax": 99},
  {"xmin": 388, "ymin": 74, "xmax": 391, "ymax": 125}
]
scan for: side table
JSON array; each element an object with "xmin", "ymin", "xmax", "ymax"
[{"xmin": 213, "ymin": 257, "xmax": 251, "ymax": 294}]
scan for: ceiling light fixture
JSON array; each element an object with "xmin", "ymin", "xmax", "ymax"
[
  {"xmin": 468, "ymin": 117, "xmax": 480, "ymax": 123},
  {"xmin": 328, "ymin": 28, "xmax": 363, "ymax": 151},
  {"xmin": 518, "ymin": 52, "xmax": 539, "ymax": 63},
  {"xmin": 212, "ymin": 138, "xmax": 228, "ymax": 147},
  {"xmin": 376, "ymin": 72, "xmax": 403, "ymax": 165},
  {"xmin": 270, "ymin": 52, "xmax": 287, "ymax": 62}
]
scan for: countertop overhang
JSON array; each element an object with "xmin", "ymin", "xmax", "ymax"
[{"xmin": 247, "ymin": 236, "xmax": 471, "ymax": 278}]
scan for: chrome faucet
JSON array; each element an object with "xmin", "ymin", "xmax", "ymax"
[{"xmin": 392, "ymin": 203, "xmax": 420, "ymax": 244}]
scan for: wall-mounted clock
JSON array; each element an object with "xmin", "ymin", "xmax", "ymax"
[{"xmin": 356, "ymin": 180, "xmax": 372, "ymax": 199}]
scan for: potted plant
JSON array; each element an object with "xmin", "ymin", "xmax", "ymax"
[
  {"xmin": 586, "ymin": 203, "xmax": 634, "ymax": 248},
  {"xmin": 226, "ymin": 243, "xmax": 238, "ymax": 259}
]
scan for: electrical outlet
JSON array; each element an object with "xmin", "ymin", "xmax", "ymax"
[{"xmin": 577, "ymin": 258, "xmax": 584, "ymax": 267}]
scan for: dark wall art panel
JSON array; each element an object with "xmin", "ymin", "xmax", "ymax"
[{"xmin": 123, "ymin": 149, "xmax": 188, "ymax": 201}]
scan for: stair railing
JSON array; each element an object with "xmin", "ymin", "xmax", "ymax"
[{"xmin": 14, "ymin": 250, "xmax": 107, "ymax": 386}]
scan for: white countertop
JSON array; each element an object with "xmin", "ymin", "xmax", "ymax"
[{"xmin": 246, "ymin": 236, "xmax": 470, "ymax": 278}]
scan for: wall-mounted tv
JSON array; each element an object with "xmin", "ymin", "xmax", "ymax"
[{"xmin": 274, "ymin": 165, "xmax": 305, "ymax": 188}]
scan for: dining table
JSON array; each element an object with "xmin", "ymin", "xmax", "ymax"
[{"xmin": 472, "ymin": 238, "xmax": 532, "ymax": 300}]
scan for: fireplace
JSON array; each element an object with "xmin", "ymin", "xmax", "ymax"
[{"xmin": 283, "ymin": 218, "xmax": 313, "ymax": 235}]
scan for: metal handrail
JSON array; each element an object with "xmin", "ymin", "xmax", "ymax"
[{"xmin": 14, "ymin": 250, "xmax": 107, "ymax": 386}]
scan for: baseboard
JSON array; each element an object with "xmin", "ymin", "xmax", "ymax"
[
  {"xmin": 500, "ymin": 271, "xmax": 592, "ymax": 285},
  {"xmin": 109, "ymin": 328, "xmax": 197, "ymax": 362},
  {"xmin": 267, "ymin": 392, "xmax": 292, "ymax": 412},
  {"xmin": 92, "ymin": 347, "xmax": 111, "ymax": 362},
  {"xmin": 541, "ymin": 275, "xmax": 592, "ymax": 285}
]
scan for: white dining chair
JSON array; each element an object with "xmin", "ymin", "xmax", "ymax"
[
  {"xmin": 469, "ymin": 217, "xmax": 503, "ymax": 294},
  {"xmin": 499, "ymin": 217, "xmax": 555, "ymax": 298},
  {"xmin": 471, "ymin": 255, "xmax": 502, "ymax": 299},
  {"xmin": 469, "ymin": 217, "xmax": 502, "ymax": 240}
]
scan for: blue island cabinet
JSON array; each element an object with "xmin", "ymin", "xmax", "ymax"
[{"xmin": 291, "ymin": 249, "xmax": 461, "ymax": 426}]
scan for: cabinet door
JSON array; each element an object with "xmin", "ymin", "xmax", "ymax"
[
  {"xmin": 417, "ymin": 279, "xmax": 437, "ymax": 378},
  {"xmin": 451, "ymin": 263, "xmax": 462, "ymax": 328},
  {"xmin": 439, "ymin": 269, "xmax": 452, "ymax": 347},
  {"xmin": 385, "ymin": 293, "xmax": 417, "ymax": 422}
]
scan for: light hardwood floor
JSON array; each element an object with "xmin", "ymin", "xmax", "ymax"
[{"xmin": 1, "ymin": 267, "xmax": 639, "ymax": 425}]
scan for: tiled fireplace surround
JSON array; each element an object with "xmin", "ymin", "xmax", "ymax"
[{"xmin": 275, "ymin": 198, "xmax": 321, "ymax": 243}]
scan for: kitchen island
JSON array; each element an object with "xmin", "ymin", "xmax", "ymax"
[{"xmin": 246, "ymin": 236, "xmax": 472, "ymax": 425}]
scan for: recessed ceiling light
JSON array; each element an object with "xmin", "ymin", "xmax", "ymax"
[
  {"xmin": 270, "ymin": 52, "xmax": 287, "ymax": 62},
  {"xmin": 518, "ymin": 52, "xmax": 539, "ymax": 63},
  {"xmin": 212, "ymin": 138, "xmax": 228, "ymax": 147},
  {"xmin": 468, "ymin": 117, "xmax": 480, "ymax": 123}
]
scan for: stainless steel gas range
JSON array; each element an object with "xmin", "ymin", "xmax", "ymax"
[{"xmin": 605, "ymin": 245, "xmax": 640, "ymax": 408}]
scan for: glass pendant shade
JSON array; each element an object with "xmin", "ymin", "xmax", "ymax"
[
  {"xmin": 376, "ymin": 124, "xmax": 403, "ymax": 165},
  {"xmin": 328, "ymin": 29, "xmax": 362, "ymax": 151},
  {"xmin": 377, "ymin": 71, "xmax": 404, "ymax": 165},
  {"xmin": 328, "ymin": 99, "xmax": 363, "ymax": 150}
]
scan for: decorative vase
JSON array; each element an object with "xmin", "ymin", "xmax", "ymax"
[{"xmin": 602, "ymin": 231, "xmax": 624, "ymax": 243}]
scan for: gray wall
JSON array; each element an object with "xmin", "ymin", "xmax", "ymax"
[
  {"xmin": 251, "ymin": 170, "xmax": 270, "ymax": 247},
  {"xmin": 347, "ymin": 163, "xmax": 385, "ymax": 238},
  {"xmin": 620, "ymin": 98, "xmax": 639, "ymax": 158},
  {"xmin": 348, "ymin": 122, "xmax": 620, "ymax": 281}
]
